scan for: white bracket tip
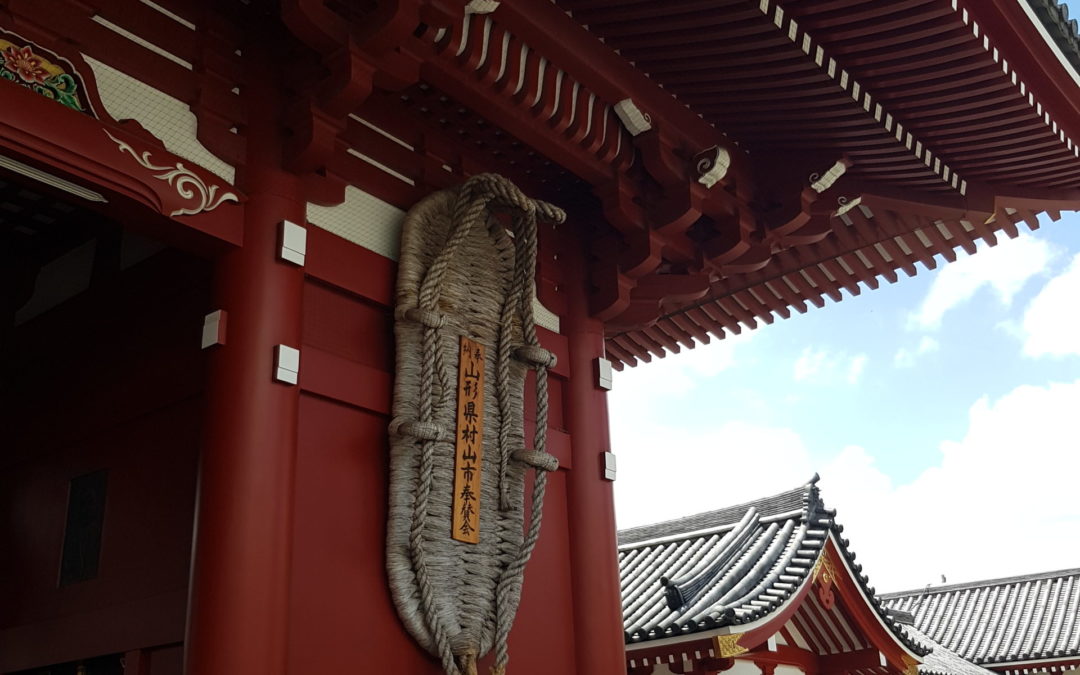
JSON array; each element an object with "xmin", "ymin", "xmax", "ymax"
[{"xmin": 614, "ymin": 99, "xmax": 652, "ymax": 136}]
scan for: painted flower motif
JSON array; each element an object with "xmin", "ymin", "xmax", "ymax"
[{"xmin": 2, "ymin": 45, "xmax": 49, "ymax": 84}]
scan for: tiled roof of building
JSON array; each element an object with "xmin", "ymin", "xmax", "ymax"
[
  {"xmin": 881, "ymin": 569, "xmax": 1080, "ymax": 667},
  {"xmin": 906, "ymin": 625, "xmax": 1000, "ymax": 675},
  {"xmin": 1029, "ymin": 0, "xmax": 1080, "ymax": 75},
  {"xmin": 618, "ymin": 475, "xmax": 926, "ymax": 654}
]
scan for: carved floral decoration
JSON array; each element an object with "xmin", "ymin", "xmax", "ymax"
[
  {"xmin": 0, "ymin": 32, "xmax": 93, "ymax": 114},
  {"xmin": 105, "ymin": 130, "xmax": 239, "ymax": 217}
]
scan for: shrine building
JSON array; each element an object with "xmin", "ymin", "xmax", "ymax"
[
  {"xmin": 1, "ymin": 1, "xmax": 1079, "ymax": 675},
  {"xmin": 884, "ymin": 570, "xmax": 1080, "ymax": 675},
  {"xmin": 618, "ymin": 479, "xmax": 1080, "ymax": 675},
  {"xmin": 619, "ymin": 476, "xmax": 929, "ymax": 675}
]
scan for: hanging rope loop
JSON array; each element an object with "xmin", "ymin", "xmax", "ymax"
[
  {"xmin": 513, "ymin": 345, "xmax": 557, "ymax": 370},
  {"xmin": 396, "ymin": 305, "xmax": 450, "ymax": 329}
]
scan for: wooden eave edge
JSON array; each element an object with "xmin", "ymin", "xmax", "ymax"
[
  {"xmin": 961, "ymin": 0, "xmax": 1080, "ymax": 164},
  {"xmin": 823, "ymin": 534, "xmax": 926, "ymax": 666},
  {"xmin": 758, "ymin": 0, "xmax": 1080, "ymax": 202},
  {"xmin": 759, "ymin": 0, "xmax": 968, "ymax": 196}
]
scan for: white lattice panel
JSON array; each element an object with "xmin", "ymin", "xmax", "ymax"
[
  {"xmin": 306, "ymin": 186, "xmax": 561, "ymax": 333},
  {"xmin": 306, "ymin": 185, "xmax": 406, "ymax": 260},
  {"xmin": 533, "ymin": 298, "xmax": 560, "ymax": 334},
  {"xmin": 82, "ymin": 55, "xmax": 235, "ymax": 184}
]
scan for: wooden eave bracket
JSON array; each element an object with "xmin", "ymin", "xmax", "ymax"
[{"xmin": 281, "ymin": 0, "xmax": 424, "ymax": 179}]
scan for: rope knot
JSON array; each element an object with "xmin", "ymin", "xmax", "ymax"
[
  {"xmin": 389, "ymin": 417, "xmax": 446, "ymax": 442},
  {"xmin": 396, "ymin": 305, "xmax": 449, "ymax": 329},
  {"xmin": 512, "ymin": 449, "xmax": 559, "ymax": 472},
  {"xmin": 513, "ymin": 344, "xmax": 557, "ymax": 370}
]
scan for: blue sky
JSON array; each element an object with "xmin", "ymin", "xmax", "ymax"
[{"xmin": 610, "ymin": 211, "xmax": 1080, "ymax": 591}]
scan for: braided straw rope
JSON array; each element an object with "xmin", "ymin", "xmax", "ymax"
[{"xmin": 387, "ymin": 174, "xmax": 565, "ymax": 675}]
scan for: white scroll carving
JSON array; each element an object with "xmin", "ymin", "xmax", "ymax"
[
  {"xmin": 614, "ymin": 98, "xmax": 652, "ymax": 136},
  {"xmin": 106, "ymin": 130, "xmax": 238, "ymax": 217}
]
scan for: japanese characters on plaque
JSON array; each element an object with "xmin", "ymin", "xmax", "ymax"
[{"xmin": 452, "ymin": 336, "xmax": 485, "ymax": 543}]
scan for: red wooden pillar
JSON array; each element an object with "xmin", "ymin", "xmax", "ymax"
[
  {"xmin": 563, "ymin": 225, "xmax": 627, "ymax": 674},
  {"xmin": 184, "ymin": 43, "xmax": 305, "ymax": 675}
]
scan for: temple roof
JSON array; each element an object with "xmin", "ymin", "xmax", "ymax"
[
  {"xmin": 1030, "ymin": 0, "xmax": 1080, "ymax": 75},
  {"xmin": 906, "ymin": 626, "xmax": 1000, "ymax": 675},
  {"xmin": 881, "ymin": 569, "xmax": 1080, "ymax": 667},
  {"xmin": 551, "ymin": 0, "xmax": 1080, "ymax": 369},
  {"xmin": 618, "ymin": 476, "xmax": 925, "ymax": 655}
]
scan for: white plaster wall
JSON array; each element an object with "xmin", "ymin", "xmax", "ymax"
[
  {"xmin": 306, "ymin": 185, "xmax": 561, "ymax": 333},
  {"xmin": 81, "ymin": 55, "xmax": 236, "ymax": 183}
]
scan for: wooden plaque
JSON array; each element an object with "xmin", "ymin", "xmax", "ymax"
[{"xmin": 452, "ymin": 336, "xmax": 485, "ymax": 543}]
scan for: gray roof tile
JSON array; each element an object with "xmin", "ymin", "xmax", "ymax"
[
  {"xmin": 882, "ymin": 569, "xmax": 1080, "ymax": 666},
  {"xmin": 908, "ymin": 626, "xmax": 999, "ymax": 675},
  {"xmin": 619, "ymin": 475, "xmax": 927, "ymax": 655},
  {"xmin": 1027, "ymin": 0, "xmax": 1080, "ymax": 75}
]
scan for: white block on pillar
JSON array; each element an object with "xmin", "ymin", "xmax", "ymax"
[
  {"xmin": 603, "ymin": 452, "xmax": 617, "ymax": 481},
  {"xmin": 274, "ymin": 345, "xmax": 300, "ymax": 384},
  {"xmin": 201, "ymin": 309, "xmax": 227, "ymax": 349},
  {"xmin": 279, "ymin": 220, "xmax": 307, "ymax": 266},
  {"xmin": 597, "ymin": 357, "xmax": 613, "ymax": 390}
]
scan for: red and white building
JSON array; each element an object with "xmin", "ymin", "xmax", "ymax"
[{"xmin": 2, "ymin": 1, "xmax": 1079, "ymax": 674}]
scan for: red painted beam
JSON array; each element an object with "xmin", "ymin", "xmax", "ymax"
[
  {"xmin": 491, "ymin": 1, "xmax": 729, "ymax": 154},
  {"xmin": 562, "ymin": 222, "xmax": 627, "ymax": 675}
]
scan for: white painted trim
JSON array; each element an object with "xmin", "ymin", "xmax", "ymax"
[
  {"xmin": 91, "ymin": 15, "xmax": 193, "ymax": 69},
  {"xmin": 0, "ymin": 153, "xmax": 107, "ymax": 203},
  {"xmin": 139, "ymin": 0, "xmax": 196, "ymax": 30}
]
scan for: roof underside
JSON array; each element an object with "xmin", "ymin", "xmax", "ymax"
[
  {"xmin": 556, "ymin": 0, "xmax": 1080, "ymax": 368},
  {"xmin": 566, "ymin": 0, "xmax": 1080, "ymax": 190},
  {"xmin": 882, "ymin": 569, "xmax": 1080, "ymax": 667},
  {"xmin": 1028, "ymin": 0, "xmax": 1080, "ymax": 74}
]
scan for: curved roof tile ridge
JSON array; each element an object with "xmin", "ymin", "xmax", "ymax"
[
  {"xmin": 618, "ymin": 475, "xmax": 929, "ymax": 656},
  {"xmin": 618, "ymin": 477, "xmax": 816, "ymax": 548},
  {"xmin": 881, "ymin": 568, "xmax": 1080, "ymax": 599},
  {"xmin": 1028, "ymin": 0, "xmax": 1080, "ymax": 75}
]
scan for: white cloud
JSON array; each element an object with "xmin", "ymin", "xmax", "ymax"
[
  {"xmin": 823, "ymin": 379, "xmax": 1080, "ymax": 591},
  {"xmin": 910, "ymin": 236, "xmax": 1056, "ymax": 330},
  {"xmin": 610, "ymin": 332, "xmax": 754, "ymax": 414},
  {"xmin": 847, "ymin": 354, "xmax": 868, "ymax": 384},
  {"xmin": 613, "ymin": 420, "xmax": 813, "ymax": 529},
  {"xmin": 1022, "ymin": 252, "xmax": 1080, "ymax": 357},
  {"xmin": 794, "ymin": 347, "xmax": 828, "ymax": 381},
  {"xmin": 614, "ymin": 378, "xmax": 1080, "ymax": 591},
  {"xmin": 794, "ymin": 347, "xmax": 868, "ymax": 384},
  {"xmin": 893, "ymin": 336, "xmax": 940, "ymax": 368}
]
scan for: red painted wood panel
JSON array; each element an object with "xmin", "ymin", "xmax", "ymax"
[
  {"xmin": 291, "ymin": 223, "xmax": 582, "ymax": 673},
  {"xmin": 288, "ymin": 394, "xmax": 439, "ymax": 674}
]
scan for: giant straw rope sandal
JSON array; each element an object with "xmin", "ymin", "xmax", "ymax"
[{"xmin": 387, "ymin": 174, "xmax": 565, "ymax": 675}]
